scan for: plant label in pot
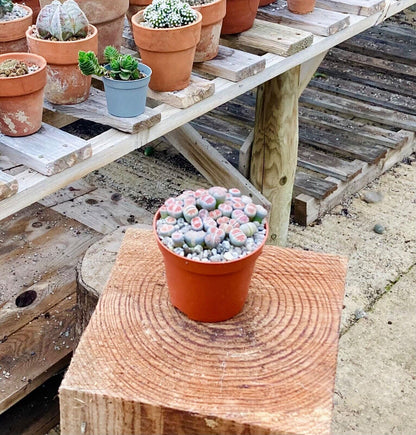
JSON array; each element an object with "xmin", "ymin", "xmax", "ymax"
[{"xmin": 154, "ymin": 186, "xmax": 269, "ymax": 322}]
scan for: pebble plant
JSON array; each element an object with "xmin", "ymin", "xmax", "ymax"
[
  {"xmin": 143, "ymin": 0, "xmax": 198, "ymax": 28},
  {"xmin": 35, "ymin": 0, "xmax": 89, "ymax": 41},
  {"xmin": 156, "ymin": 187, "xmax": 268, "ymax": 262}
]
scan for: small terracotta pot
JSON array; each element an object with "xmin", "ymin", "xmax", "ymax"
[
  {"xmin": 287, "ymin": 0, "xmax": 316, "ymax": 14},
  {"xmin": 0, "ymin": 52, "xmax": 47, "ymax": 136},
  {"xmin": 131, "ymin": 10, "xmax": 202, "ymax": 92},
  {"xmin": 39, "ymin": 0, "xmax": 128, "ymax": 63},
  {"xmin": 15, "ymin": 0, "xmax": 40, "ymax": 22},
  {"xmin": 0, "ymin": 5, "xmax": 33, "ymax": 55},
  {"xmin": 26, "ymin": 24, "xmax": 98, "ymax": 105},
  {"xmin": 192, "ymin": 0, "xmax": 226, "ymax": 62},
  {"xmin": 153, "ymin": 210, "xmax": 268, "ymax": 322},
  {"xmin": 258, "ymin": 0, "xmax": 275, "ymax": 6},
  {"xmin": 221, "ymin": 0, "xmax": 260, "ymax": 35}
]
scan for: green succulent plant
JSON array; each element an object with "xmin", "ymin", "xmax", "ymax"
[
  {"xmin": 0, "ymin": 0, "xmax": 14, "ymax": 19},
  {"xmin": 78, "ymin": 46, "xmax": 145, "ymax": 81},
  {"xmin": 143, "ymin": 0, "xmax": 198, "ymax": 28},
  {"xmin": 35, "ymin": 0, "xmax": 89, "ymax": 41}
]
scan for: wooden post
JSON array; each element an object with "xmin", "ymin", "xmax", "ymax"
[
  {"xmin": 250, "ymin": 66, "xmax": 300, "ymax": 246},
  {"xmin": 60, "ymin": 228, "xmax": 347, "ymax": 435}
]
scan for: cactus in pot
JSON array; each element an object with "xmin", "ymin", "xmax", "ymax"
[
  {"xmin": 0, "ymin": 0, "xmax": 14, "ymax": 18},
  {"xmin": 26, "ymin": 0, "xmax": 98, "ymax": 104}
]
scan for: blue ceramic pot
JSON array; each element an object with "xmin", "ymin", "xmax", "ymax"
[{"xmin": 102, "ymin": 63, "xmax": 152, "ymax": 118}]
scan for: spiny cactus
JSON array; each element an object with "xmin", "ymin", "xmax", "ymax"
[
  {"xmin": 156, "ymin": 187, "xmax": 268, "ymax": 262},
  {"xmin": 35, "ymin": 0, "xmax": 89, "ymax": 41},
  {"xmin": 0, "ymin": 0, "xmax": 13, "ymax": 18},
  {"xmin": 78, "ymin": 46, "xmax": 144, "ymax": 81},
  {"xmin": 143, "ymin": 0, "xmax": 198, "ymax": 28}
]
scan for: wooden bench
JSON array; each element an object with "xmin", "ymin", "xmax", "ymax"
[{"xmin": 60, "ymin": 228, "xmax": 347, "ymax": 435}]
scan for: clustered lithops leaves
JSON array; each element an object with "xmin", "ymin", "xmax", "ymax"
[
  {"xmin": 34, "ymin": 0, "xmax": 89, "ymax": 41},
  {"xmin": 156, "ymin": 187, "xmax": 268, "ymax": 262},
  {"xmin": 143, "ymin": 0, "xmax": 198, "ymax": 28},
  {"xmin": 78, "ymin": 46, "xmax": 146, "ymax": 80}
]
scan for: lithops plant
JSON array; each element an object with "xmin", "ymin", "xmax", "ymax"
[
  {"xmin": 155, "ymin": 187, "xmax": 268, "ymax": 262},
  {"xmin": 35, "ymin": 0, "xmax": 89, "ymax": 41}
]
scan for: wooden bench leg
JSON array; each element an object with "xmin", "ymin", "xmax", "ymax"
[{"xmin": 250, "ymin": 66, "xmax": 300, "ymax": 246}]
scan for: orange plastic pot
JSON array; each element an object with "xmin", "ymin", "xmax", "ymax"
[
  {"xmin": 0, "ymin": 5, "xmax": 33, "ymax": 54},
  {"xmin": 287, "ymin": 0, "xmax": 316, "ymax": 13},
  {"xmin": 131, "ymin": 10, "xmax": 202, "ymax": 92},
  {"xmin": 221, "ymin": 0, "xmax": 260, "ymax": 35},
  {"xmin": 0, "ymin": 52, "xmax": 47, "ymax": 136},
  {"xmin": 153, "ymin": 210, "xmax": 268, "ymax": 322},
  {"xmin": 192, "ymin": 0, "xmax": 226, "ymax": 62},
  {"xmin": 40, "ymin": 0, "xmax": 128, "ymax": 62},
  {"xmin": 26, "ymin": 24, "xmax": 98, "ymax": 104}
]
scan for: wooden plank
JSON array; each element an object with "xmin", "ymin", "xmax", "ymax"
[
  {"xmin": 0, "ymin": 296, "xmax": 75, "ymax": 413},
  {"xmin": 148, "ymin": 75, "xmax": 215, "ymax": 109},
  {"xmin": 326, "ymin": 47, "xmax": 416, "ymax": 80},
  {"xmin": 294, "ymin": 170, "xmax": 338, "ymax": 199},
  {"xmin": 300, "ymin": 88, "xmax": 416, "ymax": 131},
  {"xmin": 238, "ymin": 130, "xmax": 254, "ymax": 178},
  {"xmin": 222, "ymin": 19, "xmax": 313, "ymax": 56},
  {"xmin": 257, "ymin": 4, "xmax": 350, "ymax": 36},
  {"xmin": 298, "ymin": 106, "xmax": 409, "ymax": 148},
  {"xmin": 38, "ymin": 179, "xmax": 97, "ymax": 208},
  {"xmin": 165, "ymin": 124, "xmax": 271, "ymax": 210},
  {"xmin": 60, "ymin": 228, "xmax": 347, "ymax": 435},
  {"xmin": 251, "ymin": 66, "xmax": 300, "ymax": 246},
  {"xmin": 0, "ymin": 171, "xmax": 18, "ymax": 201},
  {"xmin": 309, "ymin": 75, "xmax": 416, "ymax": 115},
  {"xmin": 0, "ymin": 124, "xmax": 92, "ymax": 176},
  {"xmin": 44, "ymin": 88, "xmax": 161, "ymax": 134},
  {"xmin": 192, "ymin": 45, "xmax": 266, "ymax": 82},
  {"xmin": 315, "ymin": 0, "xmax": 385, "ymax": 16},
  {"xmin": 294, "ymin": 130, "xmax": 416, "ymax": 225},
  {"xmin": 298, "ymin": 51, "xmax": 328, "ymax": 94},
  {"xmin": 299, "ymin": 124, "xmax": 388, "ymax": 163},
  {"xmin": 297, "ymin": 146, "xmax": 364, "ymax": 181}
]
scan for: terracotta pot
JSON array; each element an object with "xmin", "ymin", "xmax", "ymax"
[
  {"xmin": 0, "ymin": 5, "xmax": 32, "ymax": 55},
  {"xmin": 26, "ymin": 24, "xmax": 98, "ymax": 105},
  {"xmin": 221, "ymin": 0, "xmax": 260, "ymax": 35},
  {"xmin": 153, "ymin": 210, "xmax": 268, "ymax": 322},
  {"xmin": 39, "ymin": 0, "xmax": 129, "ymax": 63},
  {"xmin": 15, "ymin": 0, "xmax": 40, "ymax": 22},
  {"xmin": 287, "ymin": 0, "xmax": 315, "ymax": 14},
  {"xmin": 258, "ymin": 0, "xmax": 274, "ymax": 5},
  {"xmin": 131, "ymin": 10, "xmax": 202, "ymax": 92},
  {"xmin": 0, "ymin": 52, "xmax": 47, "ymax": 136},
  {"xmin": 192, "ymin": 0, "xmax": 226, "ymax": 62}
]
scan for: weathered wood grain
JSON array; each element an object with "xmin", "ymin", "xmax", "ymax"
[
  {"xmin": 193, "ymin": 45, "xmax": 266, "ymax": 82},
  {"xmin": 0, "ymin": 124, "xmax": 91, "ymax": 176},
  {"xmin": 257, "ymin": 4, "xmax": 350, "ymax": 36},
  {"xmin": 315, "ymin": 0, "xmax": 385, "ymax": 16},
  {"xmin": 251, "ymin": 66, "xmax": 300, "ymax": 246},
  {"xmin": 294, "ymin": 170, "xmax": 338, "ymax": 199},
  {"xmin": 0, "ymin": 171, "xmax": 18, "ymax": 201},
  {"xmin": 60, "ymin": 228, "xmax": 347, "ymax": 435},
  {"xmin": 43, "ymin": 88, "xmax": 161, "ymax": 134},
  {"xmin": 222, "ymin": 19, "xmax": 313, "ymax": 56},
  {"xmin": 148, "ymin": 75, "xmax": 215, "ymax": 109}
]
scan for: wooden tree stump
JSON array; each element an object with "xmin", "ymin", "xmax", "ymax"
[{"xmin": 61, "ymin": 228, "xmax": 347, "ymax": 435}]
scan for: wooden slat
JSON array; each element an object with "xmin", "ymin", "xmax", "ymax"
[
  {"xmin": 44, "ymin": 88, "xmax": 161, "ymax": 134},
  {"xmin": 294, "ymin": 170, "xmax": 338, "ymax": 199},
  {"xmin": 297, "ymin": 146, "xmax": 364, "ymax": 181},
  {"xmin": 0, "ymin": 124, "xmax": 91, "ymax": 176},
  {"xmin": 257, "ymin": 4, "xmax": 350, "ymax": 36},
  {"xmin": 300, "ymin": 88, "xmax": 416, "ymax": 131},
  {"xmin": 309, "ymin": 76, "xmax": 416, "ymax": 115},
  {"xmin": 299, "ymin": 124, "xmax": 388, "ymax": 163},
  {"xmin": 222, "ymin": 19, "xmax": 313, "ymax": 56},
  {"xmin": 315, "ymin": 0, "xmax": 385, "ymax": 16},
  {"xmin": 0, "ymin": 171, "xmax": 18, "ymax": 201},
  {"xmin": 148, "ymin": 75, "xmax": 215, "ymax": 109},
  {"xmin": 193, "ymin": 45, "xmax": 266, "ymax": 82}
]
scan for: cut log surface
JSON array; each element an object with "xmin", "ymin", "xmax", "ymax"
[{"xmin": 61, "ymin": 228, "xmax": 347, "ymax": 435}]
